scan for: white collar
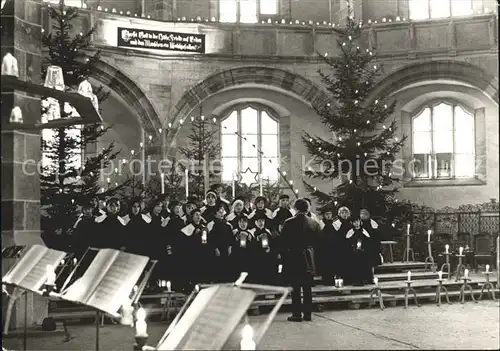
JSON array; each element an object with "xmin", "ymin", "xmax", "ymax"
[{"xmin": 346, "ymin": 228, "xmax": 370, "ymax": 239}]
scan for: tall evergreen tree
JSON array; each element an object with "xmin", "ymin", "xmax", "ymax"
[
  {"xmin": 41, "ymin": 1, "xmax": 129, "ymax": 231},
  {"xmin": 302, "ymin": 7, "xmax": 408, "ymax": 221}
]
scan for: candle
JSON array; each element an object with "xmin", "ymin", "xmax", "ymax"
[
  {"xmin": 161, "ymin": 173, "xmax": 165, "ymax": 194},
  {"xmin": 261, "ymin": 237, "xmax": 269, "ymax": 249},
  {"xmin": 240, "ymin": 324, "xmax": 256, "ymax": 350},
  {"xmin": 356, "ymin": 241, "xmax": 361, "ymax": 249},
  {"xmin": 407, "ymin": 223, "xmax": 410, "ymax": 235},
  {"xmin": 185, "ymin": 168, "xmax": 189, "ymax": 197},
  {"xmin": 259, "ymin": 174, "xmax": 263, "ymax": 196},
  {"xmin": 438, "ymin": 271, "xmax": 443, "ymax": 280},
  {"xmin": 240, "ymin": 235, "xmax": 246, "ymax": 248},
  {"xmin": 445, "ymin": 244, "xmax": 449, "ymax": 254},
  {"xmin": 201, "ymin": 230, "xmax": 207, "ymax": 244},
  {"xmin": 486, "ymin": 264, "xmax": 490, "ymax": 273},
  {"xmin": 373, "ymin": 277, "xmax": 378, "ymax": 286},
  {"xmin": 459, "ymin": 246, "xmax": 464, "ymax": 255},
  {"xmin": 407, "ymin": 271, "xmax": 411, "ymax": 281},
  {"xmin": 120, "ymin": 298, "xmax": 134, "ymax": 326},
  {"xmin": 339, "ymin": 279, "xmax": 343, "ymax": 287},
  {"xmin": 278, "ymin": 264, "xmax": 283, "ymax": 273},
  {"xmin": 464, "ymin": 269, "xmax": 469, "ymax": 279},
  {"xmin": 427, "ymin": 229, "xmax": 431, "ymax": 242},
  {"xmin": 232, "ymin": 173, "xmax": 236, "ymax": 198},
  {"xmin": 45, "ymin": 265, "xmax": 56, "ymax": 286},
  {"xmin": 135, "ymin": 308, "xmax": 147, "ymax": 336},
  {"xmin": 166, "ymin": 281, "xmax": 171, "ymax": 292}
]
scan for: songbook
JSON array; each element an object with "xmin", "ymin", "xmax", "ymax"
[
  {"xmin": 157, "ymin": 285, "xmax": 257, "ymax": 350},
  {"xmin": 57, "ymin": 249, "xmax": 149, "ymax": 317},
  {"xmin": 2, "ymin": 245, "xmax": 66, "ymax": 294}
]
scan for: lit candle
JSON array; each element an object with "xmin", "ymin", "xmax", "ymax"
[
  {"xmin": 356, "ymin": 241, "xmax": 361, "ymax": 249},
  {"xmin": 278, "ymin": 264, "xmax": 283, "ymax": 273},
  {"xmin": 407, "ymin": 223, "xmax": 410, "ymax": 235},
  {"xmin": 464, "ymin": 269, "xmax": 469, "ymax": 279},
  {"xmin": 45, "ymin": 265, "xmax": 56, "ymax": 286},
  {"xmin": 259, "ymin": 174, "xmax": 263, "ymax": 196},
  {"xmin": 459, "ymin": 247, "xmax": 464, "ymax": 255},
  {"xmin": 373, "ymin": 277, "xmax": 378, "ymax": 286},
  {"xmin": 445, "ymin": 244, "xmax": 449, "ymax": 254},
  {"xmin": 438, "ymin": 271, "xmax": 443, "ymax": 280},
  {"xmin": 135, "ymin": 308, "xmax": 147, "ymax": 337},
  {"xmin": 240, "ymin": 235, "xmax": 247, "ymax": 248},
  {"xmin": 335, "ymin": 279, "xmax": 339, "ymax": 287},
  {"xmin": 339, "ymin": 279, "xmax": 343, "ymax": 287},
  {"xmin": 185, "ymin": 168, "xmax": 189, "ymax": 197},
  {"xmin": 261, "ymin": 236, "xmax": 269, "ymax": 249},
  {"xmin": 232, "ymin": 173, "xmax": 236, "ymax": 198},
  {"xmin": 201, "ymin": 230, "xmax": 207, "ymax": 244},
  {"xmin": 427, "ymin": 230, "xmax": 431, "ymax": 242},
  {"xmin": 407, "ymin": 271, "xmax": 412, "ymax": 281},
  {"xmin": 120, "ymin": 298, "xmax": 134, "ymax": 326},
  {"xmin": 166, "ymin": 281, "xmax": 171, "ymax": 292},
  {"xmin": 486, "ymin": 264, "xmax": 490, "ymax": 273},
  {"xmin": 160, "ymin": 173, "xmax": 165, "ymax": 194},
  {"xmin": 240, "ymin": 324, "xmax": 256, "ymax": 350}
]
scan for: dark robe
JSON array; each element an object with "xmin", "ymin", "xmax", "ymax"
[
  {"xmin": 217, "ymin": 197, "xmax": 231, "ymax": 214},
  {"xmin": 332, "ymin": 218, "xmax": 352, "ymax": 281},
  {"xmin": 181, "ymin": 222, "xmax": 214, "ymax": 285},
  {"xmin": 231, "ymin": 228, "xmax": 258, "ymax": 282},
  {"xmin": 272, "ymin": 207, "xmax": 295, "ymax": 234},
  {"xmin": 165, "ymin": 214, "xmax": 186, "ymax": 288},
  {"xmin": 251, "ymin": 227, "xmax": 278, "ymax": 285},
  {"xmin": 345, "ymin": 227, "xmax": 375, "ymax": 285},
  {"xmin": 94, "ymin": 213, "xmax": 127, "ymax": 250},
  {"xmin": 318, "ymin": 219, "xmax": 338, "ymax": 284},
  {"xmin": 362, "ymin": 218, "xmax": 383, "ymax": 266},
  {"xmin": 122, "ymin": 213, "xmax": 151, "ymax": 256},
  {"xmin": 160, "ymin": 208, "xmax": 171, "ymax": 219},
  {"xmin": 247, "ymin": 208, "xmax": 273, "ymax": 229},
  {"xmin": 225, "ymin": 211, "xmax": 245, "ymax": 229},
  {"xmin": 71, "ymin": 216, "xmax": 97, "ymax": 255},
  {"xmin": 201, "ymin": 204, "xmax": 218, "ymax": 223},
  {"xmin": 208, "ymin": 219, "xmax": 234, "ymax": 283}
]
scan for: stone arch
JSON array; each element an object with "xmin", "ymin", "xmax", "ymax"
[
  {"xmin": 166, "ymin": 66, "xmax": 328, "ymax": 146},
  {"xmin": 371, "ymin": 60, "xmax": 499, "ymax": 105},
  {"xmin": 91, "ymin": 60, "xmax": 162, "ymax": 136}
]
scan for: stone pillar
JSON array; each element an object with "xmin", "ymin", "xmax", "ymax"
[
  {"xmin": 1, "ymin": 0, "xmax": 47, "ymax": 331},
  {"xmin": 144, "ymin": 0, "xmax": 174, "ymax": 20}
]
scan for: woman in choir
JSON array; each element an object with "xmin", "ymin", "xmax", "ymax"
[
  {"xmin": 159, "ymin": 194, "xmax": 171, "ymax": 219},
  {"xmin": 226, "ymin": 199, "xmax": 246, "ymax": 229},
  {"xmin": 304, "ymin": 198, "xmax": 321, "ymax": 223},
  {"xmin": 147, "ymin": 198, "xmax": 169, "ymax": 282},
  {"xmin": 181, "ymin": 199, "xmax": 199, "ymax": 224},
  {"xmin": 251, "ymin": 212, "xmax": 278, "ymax": 285},
  {"xmin": 94, "ymin": 198, "xmax": 127, "ymax": 250},
  {"xmin": 317, "ymin": 206, "xmax": 336, "ymax": 285},
  {"xmin": 71, "ymin": 199, "xmax": 98, "ymax": 255},
  {"xmin": 248, "ymin": 196, "xmax": 273, "ymax": 229},
  {"xmin": 332, "ymin": 206, "xmax": 353, "ymax": 282},
  {"xmin": 231, "ymin": 215, "xmax": 257, "ymax": 282},
  {"xmin": 165, "ymin": 200, "xmax": 185, "ymax": 290},
  {"xmin": 122, "ymin": 197, "xmax": 151, "ymax": 256},
  {"xmin": 345, "ymin": 216, "xmax": 375, "ymax": 286},
  {"xmin": 210, "ymin": 183, "xmax": 230, "ymax": 214},
  {"xmin": 200, "ymin": 190, "xmax": 219, "ymax": 223},
  {"xmin": 360, "ymin": 208, "xmax": 383, "ymax": 267},
  {"xmin": 207, "ymin": 205, "xmax": 234, "ymax": 283},
  {"xmin": 271, "ymin": 194, "xmax": 295, "ymax": 235}
]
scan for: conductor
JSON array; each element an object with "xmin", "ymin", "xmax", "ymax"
[{"xmin": 281, "ymin": 198, "xmax": 321, "ymax": 322}]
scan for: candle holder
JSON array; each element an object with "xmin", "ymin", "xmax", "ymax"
[
  {"xmin": 478, "ymin": 271, "xmax": 497, "ymax": 301},
  {"xmin": 160, "ymin": 291, "xmax": 175, "ymax": 321},
  {"xmin": 435, "ymin": 279, "xmax": 451, "ymax": 306},
  {"xmin": 42, "ymin": 283, "xmax": 55, "ymax": 297},
  {"xmin": 368, "ymin": 285, "xmax": 385, "ymax": 310},
  {"xmin": 458, "ymin": 277, "xmax": 477, "ymax": 304},
  {"xmin": 403, "ymin": 281, "xmax": 421, "ymax": 309},
  {"xmin": 454, "ymin": 254, "xmax": 466, "ymax": 282},
  {"xmin": 424, "ymin": 240, "xmax": 435, "ymax": 272},
  {"xmin": 402, "ymin": 233, "xmax": 415, "ymax": 262},
  {"xmin": 133, "ymin": 335, "xmax": 148, "ymax": 351},
  {"xmin": 440, "ymin": 252, "xmax": 452, "ymax": 279}
]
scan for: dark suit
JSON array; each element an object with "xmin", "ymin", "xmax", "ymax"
[{"xmin": 281, "ymin": 213, "xmax": 321, "ymax": 318}]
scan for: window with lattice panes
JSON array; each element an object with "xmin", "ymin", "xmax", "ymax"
[
  {"xmin": 409, "ymin": 0, "xmax": 474, "ymax": 20},
  {"xmin": 220, "ymin": 106, "xmax": 279, "ymax": 182},
  {"xmin": 411, "ymin": 102, "xmax": 475, "ymax": 180},
  {"xmin": 42, "ymin": 0, "xmax": 84, "ymax": 6},
  {"xmin": 219, "ymin": 0, "xmax": 278, "ymax": 23}
]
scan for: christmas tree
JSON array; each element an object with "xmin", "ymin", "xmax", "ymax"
[
  {"xmin": 302, "ymin": 6, "xmax": 407, "ymax": 222},
  {"xmin": 41, "ymin": 1, "xmax": 129, "ymax": 232},
  {"xmin": 179, "ymin": 113, "xmax": 220, "ymax": 199}
]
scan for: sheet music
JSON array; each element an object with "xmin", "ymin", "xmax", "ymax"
[
  {"xmin": 86, "ymin": 251, "xmax": 149, "ymax": 316},
  {"xmin": 21, "ymin": 250, "xmax": 66, "ymax": 292}
]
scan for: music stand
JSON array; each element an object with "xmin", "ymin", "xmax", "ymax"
[
  {"xmin": 2, "ymin": 245, "xmax": 68, "ymax": 350},
  {"xmin": 50, "ymin": 248, "xmax": 156, "ymax": 351},
  {"xmin": 150, "ymin": 281, "xmax": 290, "ymax": 350}
]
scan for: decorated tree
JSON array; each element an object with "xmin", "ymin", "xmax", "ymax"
[
  {"xmin": 179, "ymin": 115, "xmax": 220, "ymax": 199},
  {"xmin": 41, "ymin": 1, "xmax": 129, "ymax": 232},
  {"xmin": 302, "ymin": 7, "xmax": 408, "ymax": 223}
]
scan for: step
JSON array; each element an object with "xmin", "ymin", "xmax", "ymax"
[
  {"xmin": 391, "ymin": 288, "xmax": 499, "ymax": 302},
  {"xmin": 375, "ymin": 261, "xmax": 427, "ymax": 272},
  {"xmin": 252, "ymin": 292, "xmax": 395, "ymax": 307},
  {"xmin": 377, "ymin": 271, "xmax": 449, "ymax": 282}
]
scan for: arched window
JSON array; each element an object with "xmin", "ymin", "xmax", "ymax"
[
  {"xmin": 409, "ymin": 0, "xmax": 476, "ymax": 20},
  {"xmin": 220, "ymin": 105, "xmax": 279, "ymax": 182},
  {"xmin": 411, "ymin": 102, "xmax": 475, "ymax": 179},
  {"xmin": 42, "ymin": 126, "xmax": 83, "ymax": 174},
  {"xmin": 219, "ymin": 0, "xmax": 278, "ymax": 23}
]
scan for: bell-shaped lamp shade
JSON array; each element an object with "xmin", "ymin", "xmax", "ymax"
[
  {"xmin": 78, "ymin": 79, "xmax": 93, "ymax": 98},
  {"xmin": 44, "ymin": 65, "xmax": 65, "ymax": 91},
  {"xmin": 2, "ymin": 53, "xmax": 19, "ymax": 77},
  {"xmin": 9, "ymin": 106, "xmax": 23, "ymax": 123}
]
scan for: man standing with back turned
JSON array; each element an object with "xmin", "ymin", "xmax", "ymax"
[{"xmin": 281, "ymin": 198, "xmax": 321, "ymax": 322}]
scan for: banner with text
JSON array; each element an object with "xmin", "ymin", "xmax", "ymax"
[{"xmin": 117, "ymin": 27, "xmax": 205, "ymax": 53}]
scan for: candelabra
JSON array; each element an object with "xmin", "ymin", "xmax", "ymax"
[
  {"xmin": 458, "ymin": 277, "xmax": 477, "ymax": 304},
  {"xmin": 368, "ymin": 284, "xmax": 385, "ymax": 310},
  {"xmin": 424, "ymin": 240, "xmax": 435, "ymax": 272},
  {"xmin": 435, "ymin": 279, "xmax": 451, "ymax": 306},
  {"xmin": 440, "ymin": 252, "xmax": 452, "ymax": 279},
  {"xmin": 404, "ymin": 280, "xmax": 421, "ymax": 309},
  {"xmin": 454, "ymin": 254, "xmax": 466, "ymax": 282},
  {"xmin": 402, "ymin": 233, "xmax": 415, "ymax": 262},
  {"xmin": 478, "ymin": 270, "xmax": 497, "ymax": 301}
]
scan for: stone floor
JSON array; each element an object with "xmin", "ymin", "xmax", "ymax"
[{"xmin": 3, "ymin": 301, "xmax": 499, "ymax": 350}]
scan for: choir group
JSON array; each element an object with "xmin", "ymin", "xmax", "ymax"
[{"xmin": 66, "ymin": 184, "xmax": 384, "ymax": 292}]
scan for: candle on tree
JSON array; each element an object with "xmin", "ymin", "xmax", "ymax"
[
  {"xmin": 185, "ymin": 168, "xmax": 189, "ymax": 197},
  {"xmin": 45, "ymin": 265, "xmax": 56, "ymax": 286},
  {"xmin": 259, "ymin": 174, "xmax": 263, "ymax": 196},
  {"xmin": 427, "ymin": 229, "xmax": 432, "ymax": 242},
  {"xmin": 445, "ymin": 244, "xmax": 449, "ymax": 254},
  {"xmin": 407, "ymin": 223, "xmax": 410, "ymax": 235},
  {"xmin": 373, "ymin": 277, "xmax": 378, "ymax": 286},
  {"xmin": 278, "ymin": 264, "xmax": 283, "ymax": 273},
  {"xmin": 135, "ymin": 308, "xmax": 147, "ymax": 337},
  {"xmin": 166, "ymin": 281, "xmax": 171, "ymax": 292},
  {"xmin": 459, "ymin": 247, "xmax": 464, "ymax": 255},
  {"xmin": 232, "ymin": 173, "xmax": 236, "ymax": 198},
  {"xmin": 160, "ymin": 173, "xmax": 165, "ymax": 194},
  {"xmin": 438, "ymin": 271, "xmax": 443, "ymax": 280},
  {"xmin": 464, "ymin": 269, "xmax": 469, "ymax": 279},
  {"xmin": 407, "ymin": 271, "xmax": 412, "ymax": 281},
  {"xmin": 486, "ymin": 264, "xmax": 490, "ymax": 273}
]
